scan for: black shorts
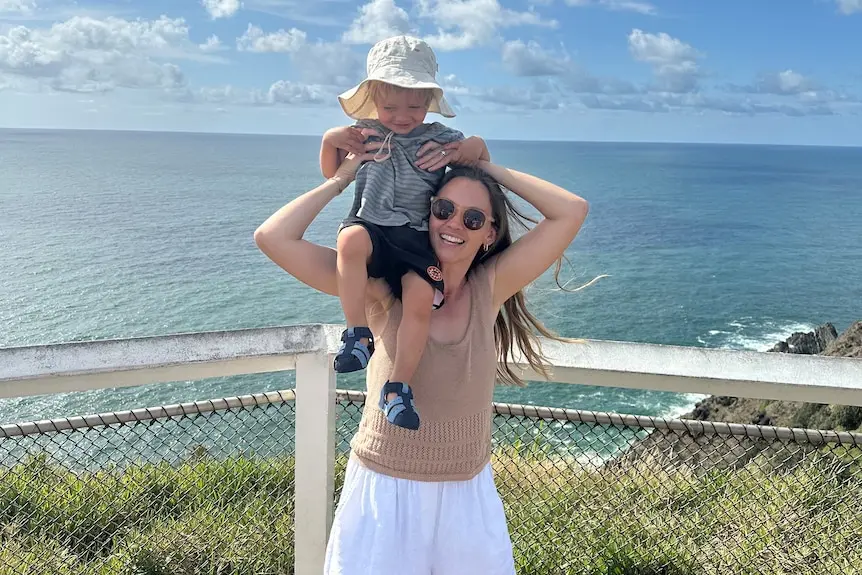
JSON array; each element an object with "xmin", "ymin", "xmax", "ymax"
[{"xmin": 339, "ymin": 218, "xmax": 445, "ymax": 304}]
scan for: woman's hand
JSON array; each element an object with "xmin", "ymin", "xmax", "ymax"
[
  {"xmin": 415, "ymin": 136, "xmax": 490, "ymax": 171},
  {"xmin": 331, "ymin": 150, "xmax": 373, "ymax": 191},
  {"xmin": 477, "ymin": 161, "xmax": 590, "ymax": 308}
]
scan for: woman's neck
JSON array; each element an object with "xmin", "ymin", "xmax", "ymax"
[{"xmin": 441, "ymin": 261, "xmax": 472, "ymax": 299}]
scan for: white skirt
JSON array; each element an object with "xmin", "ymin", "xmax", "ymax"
[{"xmin": 324, "ymin": 455, "xmax": 516, "ymax": 575}]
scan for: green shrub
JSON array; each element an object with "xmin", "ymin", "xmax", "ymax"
[{"xmin": 0, "ymin": 445, "xmax": 859, "ymax": 575}]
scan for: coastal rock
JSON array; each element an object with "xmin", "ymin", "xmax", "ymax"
[
  {"xmin": 686, "ymin": 322, "xmax": 861, "ymax": 431},
  {"xmin": 609, "ymin": 428, "xmax": 818, "ymax": 476},
  {"xmin": 611, "ymin": 321, "xmax": 862, "ymax": 474},
  {"xmin": 767, "ymin": 323, "xmax": 838, "ymax": 354},
  {"xmin": 822, "ymin": 321, "xmax": 862, "ymax": 358}
]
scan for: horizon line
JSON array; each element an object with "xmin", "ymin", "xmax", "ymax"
[{"xmin": 1, "ymin": 125, "xmax": 861, "ymax": 150}]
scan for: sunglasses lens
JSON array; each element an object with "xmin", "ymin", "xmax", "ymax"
[
  {"xmin": 432, "ymin": 198, "xmax": 454, "ymax": 220},
  {"xmin": 464, "ymin": 209, "xmax": 486, "ymax": 230}
]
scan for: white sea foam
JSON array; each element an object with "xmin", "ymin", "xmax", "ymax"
[{"xmin": 698, "ymin": 317, "xmax": 816, "ymax": 352}]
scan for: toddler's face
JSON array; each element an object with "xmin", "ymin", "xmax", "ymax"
[{"xmin": 374, "ymin": 88, "xmax": 429, "ymax": 134}]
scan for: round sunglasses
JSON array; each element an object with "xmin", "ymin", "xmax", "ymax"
[{"xmin": 430, "ymin": 197, "xmax": 491, "ymax": 231}]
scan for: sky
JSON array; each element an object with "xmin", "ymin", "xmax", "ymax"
[{"xmin": 1, "ymin": 0, "xmax": 861, "ymax": 145}]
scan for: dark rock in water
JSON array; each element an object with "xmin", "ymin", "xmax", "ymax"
[
  {"xmin": 690, "ymin": 396, "xmax": 735, "ymax": 420},
  {"xmin": 751, "ymin": 411, "xmax": 772, "ymax": 426},
  {"xmin": 767, "ymin": 323, "xmax": 838, "ymax": 355},
  {"xmin": 682, "ymin": 321, "xmax": 861, "ymax": 432},
  {"xmin": 611, "ymin": 320, "xmax": 862, "ymax": 474},
  {"xmin": 822, "ymin": 320, "xmax": 862, "ymax": 358}
]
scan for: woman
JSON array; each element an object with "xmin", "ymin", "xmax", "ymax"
[{"xmin": 254, "ymin": 142, "xmax": 589, "ymax": 574}]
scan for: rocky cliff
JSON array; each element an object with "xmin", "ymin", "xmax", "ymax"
[
  {"xmin": 684, "ymin": 321, "xmax": 862, "ymax": 432},
  {"xmin": 608, "ymin": 321, "xmax": 862, "ymax": 474}
]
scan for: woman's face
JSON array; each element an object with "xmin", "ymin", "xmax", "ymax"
[{"xmin": 429, "ymin": 177, "xmax": 497, "ymax": 267}]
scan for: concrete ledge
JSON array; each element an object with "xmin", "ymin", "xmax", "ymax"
[
  {"xmin": 512, "ymin": 338, "xmax": 862, "ymax": 407},
  {"xmin": 2, "ymin": 323, "xmax": 862, "ymax": 407},
  {"xmin": 0, "ymin": 325, "xmax": 327, "ymax": 399}
]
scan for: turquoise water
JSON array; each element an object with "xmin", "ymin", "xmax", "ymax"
[{"xmin": 2, "ymin": 129, "xmax": 861, "ymax": 424}]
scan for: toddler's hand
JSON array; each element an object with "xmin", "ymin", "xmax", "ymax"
[{"xmin": 325, "ymin": 126, "xmax": 373, "ymax": 156}]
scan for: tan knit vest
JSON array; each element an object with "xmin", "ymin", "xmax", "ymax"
[{"xmin": 349, "ymin": 264, "xmax": 498, "ymax": 482}]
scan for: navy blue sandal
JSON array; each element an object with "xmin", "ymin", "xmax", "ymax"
[
  {"xmin": 378, "ymin": 381, "xmax": 420, "ymax": 430},
  {"xmin": 334, "ymin": 327, "xmax": 374, "ymax": 373}
]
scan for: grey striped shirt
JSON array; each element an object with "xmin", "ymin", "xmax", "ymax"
[{"xmin": 345, "ymin": 119, "xmax": 464, "ymax": 231}]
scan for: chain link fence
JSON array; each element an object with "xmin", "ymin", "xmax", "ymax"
[
  {"xmin": 0, "ymin": 391, "xmax": 298, "ymax": 575},
  {"xmin": 1, "ymin": 388, "xmax": 860, "ymax": 574}
]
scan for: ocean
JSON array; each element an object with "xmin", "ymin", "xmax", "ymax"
[{"xmin": 2, "ymin": 128, "xmax": 861, "ymax": 426}]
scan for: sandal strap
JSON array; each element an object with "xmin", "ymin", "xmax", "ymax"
[
  {"xmin": 342, "ymin": 326, "xmax": 373, "ymax": 343},
  {"xmin": 382, "ymin": 381, "xmax": 411, "ymax": 398},
  {"xmin": 382, "ymin": 395, "xmax": 406, "ymax": 418},
  {"xmin": 339, "ymin": 326, "xmax": 375, "ymax": 357},
  {"xmin": 378, "ymin": 381, "xmax": 419, "ymax": 429}
]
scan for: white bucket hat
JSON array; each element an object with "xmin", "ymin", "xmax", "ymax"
[{"xmin": 338, "ymin": 35, "xmax": 455, "ymax": 120}]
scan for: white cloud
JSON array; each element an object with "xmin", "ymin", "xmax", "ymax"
[
  {"xmin": 836, "ymin": 0, "xmax": 862, "ymax": 14},
  {"xmin": 440, "ymin": 73, "xmax": 469, "ymax": 97},
  {"xmin": 264, "ymin": 79, "xmax": 327, "ymax": 104},
  {"xmin": 417, "ymin": 0, "xmax": 557, "ymax": 51},
  {"xmin": 342, "ymin": 0, "xmax": 411, "ymax": 44},
  {"xmin": 0, "ymin": 16, "xmax": 219, "ymax": 93},
  {"xmin": 500, "ymin": 39, "xmax": 637, "ymax": 95},
  {"xmin": 176, "ymin": 80, "xmax": 333, "ymax": 107},
  {"xmin": 476, "ymin": 85, "xmax": 562, "ymax": 110},
  {"xmin": 628, "ymin": 28, "xmax": 701, "ymax": 93},
  {"xmin": 294, "ymin": 41, "xmax": 364, "ymax": 86},
  {"xmin": 199, "ymin": 34, "xmax": 223, "ymax": 52},
  {"xmin": 236, "ymin": 23, "xmax": 306, "ymax": 52},
  {"xmin": 0, "ymin": 0, "xmax": 36, "ymax": 13},
  {"xmin": 750, "ymin": 70, "xmax": 817, "ymax": 95},
  {"xmin": 240, "ymin": 0, "xmax": 343, "ymax": 27},
  {"xmin": 628, "ymin": 29, "xmax": 698, "ymax": 66},
  {"xmin": 195, "ymin": 85, "xmax": 239, "ymax": 104},
  {"xmin": 201, "ymin": 0, "xmax": 241, "ymax": 19},
  {"xmin": 574, "ymin": 91, "xmax": 846, "ymax": 118},
  {"xmin": 565, "ymin": 0, "xmax": 656, "ymax": 15},
  {"xmin": 235, "ymin": 24, "xmax": 362, "ymax": 86},
  {"xmin": 0, "ymin": 1, "xmax": 138, "ymax": 23},
  {"xmin": 501, "ymin": 39, "xmax": 571, "ymax": 76}
]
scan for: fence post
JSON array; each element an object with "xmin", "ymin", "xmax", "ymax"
[{"xmin": 294, "ymin": 351, "xmax": 336, "ymax": 574}]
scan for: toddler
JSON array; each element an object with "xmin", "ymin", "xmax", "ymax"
[{"xmin": 319, "ymin": 35, "xmax": 489, "ymax": 430}]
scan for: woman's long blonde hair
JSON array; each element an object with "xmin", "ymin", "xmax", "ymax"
[{"xmin": 440, "ymin": 166, "xmax": 599, "ymax": 387}]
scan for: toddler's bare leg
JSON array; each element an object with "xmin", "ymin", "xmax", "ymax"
[
  {"xmin": 388, "ymin": 271, "xmax": 434, "ymax": 399},
  {"xmin": 334, "ymin": 226, "xmax": 374, "ymax": 372}
]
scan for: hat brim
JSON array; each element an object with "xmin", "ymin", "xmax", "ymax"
[{"xmin": 338, "ymin": 66, "xmax": 455, "ymax": 120}]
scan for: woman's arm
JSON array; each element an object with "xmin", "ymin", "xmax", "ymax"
[
  {"xmin": 255, "ymin": 151, "xmax": 373, "ymax": 296},
  {"xmin": 479, "ymin": 161, "xmax": 589, "ymax": 307}
]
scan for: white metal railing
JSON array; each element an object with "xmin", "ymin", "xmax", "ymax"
[{"xmin": 2, "ymin": 323, "xmax": 862, "ymax": 574}]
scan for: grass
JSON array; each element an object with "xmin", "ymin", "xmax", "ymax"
[{"xmin": 0, "ymin": 443, "xmax": 860, "ymax": 575}]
